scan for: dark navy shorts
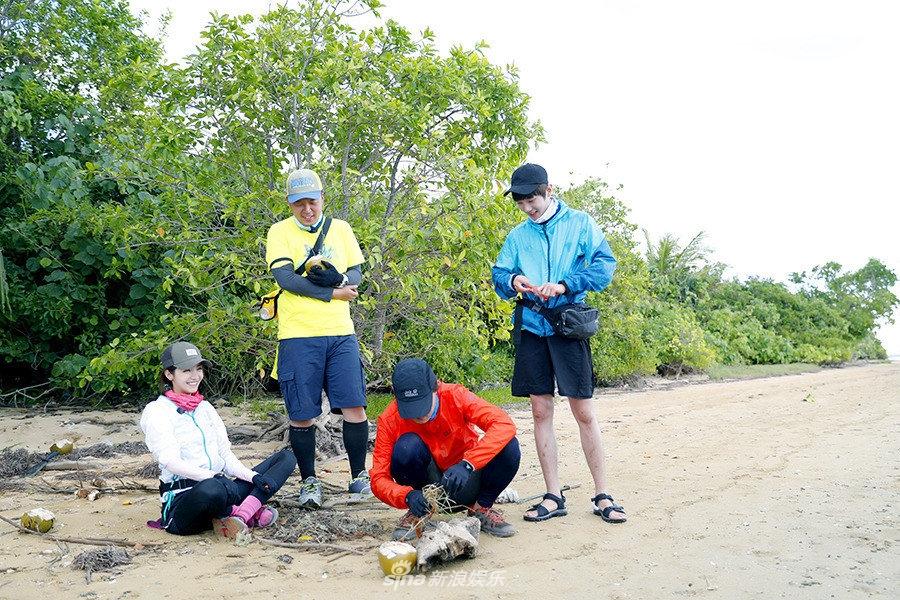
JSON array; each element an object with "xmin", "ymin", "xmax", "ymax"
[
  {"xmin": 277, "ymin": 335, "xmax": 367, "ymax": 421},
  {"xmin": 512, "ymin": 329, "xmax": 594, "ymax": 399}
]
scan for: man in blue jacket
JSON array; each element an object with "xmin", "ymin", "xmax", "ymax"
[{"xmin": 492, "ymin": 163, "xmax": 626, "ymax": 525}]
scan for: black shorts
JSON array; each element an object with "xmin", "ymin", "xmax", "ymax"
[{"xmin": 512, "ymin": 329, "xmax": 594, "ymax": 399}]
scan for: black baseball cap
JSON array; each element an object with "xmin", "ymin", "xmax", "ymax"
[
  {"xmin": 503, "ymin": 163, "xmax": 548, "ymax": 197},
  {"xmin": 392, "ymin": 358, "xmax": 438, "ymax": 419}
]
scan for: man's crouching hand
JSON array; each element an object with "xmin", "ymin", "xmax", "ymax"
[
  {"xmin": 406, "ymin": 489, "xmax": 430, "ymax": 517},
  {"xmin": 441, "ymin": 460, "xmax": 474, "ymax": 498}
]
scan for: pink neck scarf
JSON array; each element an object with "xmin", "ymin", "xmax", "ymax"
[{"xmin": 164, "ymin": 390, "xmax": 204, "ymax": 412}]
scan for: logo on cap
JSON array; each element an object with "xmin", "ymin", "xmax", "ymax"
[
  {"xmin": 403, "ymin": 389, "xmax": 418, "ymax": 397},
  {"xmin": 290, "ymin": 175, "xmax": 317, "ymax": 189},
  {"xmin": 286, "ymin": 168, "xmax": 323, "ymax": 202}
]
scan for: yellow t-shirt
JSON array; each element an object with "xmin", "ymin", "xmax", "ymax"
[{"xmin": 265, "ymin": 217, "xmax": 365, "ymax": 340}]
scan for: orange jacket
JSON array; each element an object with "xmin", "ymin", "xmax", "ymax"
[{"xmin": 369, "ymin": 382, "xmax": 517, "ymax": 509}]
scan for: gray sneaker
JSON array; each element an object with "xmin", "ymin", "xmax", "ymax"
[
  {"xmin": 348, "ymin": 472, "xmax": 372, "ymax": 496},
  {"xmin": 469, "ymin": 504, "xmax": 516, "ymax": 537},
  {"xmin": 297, "ymin": 476, "xmax": 323, "ymax": 509}
]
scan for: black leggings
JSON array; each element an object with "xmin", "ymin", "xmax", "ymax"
[
  {"xmin": 163, "ymin": 448, "xmax": 296, "ymax": 535},
  {"xmin": 390, "ymin": 433, "xmax": 521, "ymax": 508}
]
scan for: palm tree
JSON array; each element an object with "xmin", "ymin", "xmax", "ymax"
[{"xmin": 643, "ymin": 230, "xmax": 713, "ymax": 305}]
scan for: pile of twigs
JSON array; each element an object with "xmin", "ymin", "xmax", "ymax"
[
  {"xmin": 72, "ymin": 546, "xmax": 132, "ymax": 583},
  {"xmin": 254, "ymin": 503, "xmax": 383, "ymax": 562},
  {"xmin": 0, "ymin": 442, "xmax": 150, "ymax": 479},
  {"xmin": 133, "ymin": 460, "xmax": 160, "ymax": 478},
  {"xmin": 268, "ymin": 507, "xmax": 383, "ymax": 545},
  {"xmin": 397, "ymin": 483, "xmax": 464, "ymax": 541},
  {"xmin": 18, "ymin": 476, "xmax": 156, "ymax": 494},
  {"xmin": 227, "ymin": 411, "xmax": 375, "ymax": 460}
]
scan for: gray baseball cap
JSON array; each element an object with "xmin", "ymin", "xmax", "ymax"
[
  {"xmin": 286, "ymin": 168, "xmax": 323, "ymax": 202},
  {"xmin": 161, "ymin": 342, "xmax": 210, "ymax": 370}
]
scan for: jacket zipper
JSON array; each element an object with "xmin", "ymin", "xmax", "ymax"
[
  {"xmin": 541, "ymin": 223, "xmax": 553, "ymax": 334},
  {"xmin": 187, "ymin": 412, "xmax": 213, "ymax": 470},
  {"xmin": 541, "ymin": 224, "xmax": 551, "ymax": 284}
]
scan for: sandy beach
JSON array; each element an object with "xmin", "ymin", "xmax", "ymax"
[{"xmin": 0, "ymin": 362, "xmax": 897, "ymax": 599}]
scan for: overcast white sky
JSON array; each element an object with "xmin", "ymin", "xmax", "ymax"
[{"xmin": 129, "ymin": 0, "xmax": 900, "ymax": 356}]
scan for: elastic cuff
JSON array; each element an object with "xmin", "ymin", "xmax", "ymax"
[{"xmin": 234, "ymin": 467, "xmax": 257, "ymax": 483}]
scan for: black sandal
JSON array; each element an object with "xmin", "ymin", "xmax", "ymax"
[
  {"xmin": 592, "ymin": 493, "xmax": 626, "ymax": 523},
  {"xmin": 523, "ymin": 492, "xmax": 568, "ymax": 522}
]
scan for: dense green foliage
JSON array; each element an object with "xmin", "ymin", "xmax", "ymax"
[{"xmin": 1, "ymin": 0, "xmax": 896, "ymax": 406}]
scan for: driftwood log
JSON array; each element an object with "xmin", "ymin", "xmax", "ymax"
[{"xmin": 415, "ymin": 517, "xmax": 480, "ymax": 571}]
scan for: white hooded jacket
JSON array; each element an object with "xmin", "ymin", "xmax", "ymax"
[{"xmin": 140, "ymin": 396, "xmax": 256, "ymax": 495}]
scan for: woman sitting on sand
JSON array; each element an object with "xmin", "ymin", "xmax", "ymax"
[{"xmin": 140, "ymin": 342, "xmax": 296, "ymax": 538}]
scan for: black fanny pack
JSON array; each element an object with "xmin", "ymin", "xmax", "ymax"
[{"xmin": 515, "ymin": 299, "xmax": 599, "ymax": 341}]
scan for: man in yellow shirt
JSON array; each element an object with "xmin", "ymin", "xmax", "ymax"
[{"xmin": 265, "ymin": 168, "xmax": 369, "ymax": 508}]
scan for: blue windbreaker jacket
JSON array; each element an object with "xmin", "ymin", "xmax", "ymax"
[{"xmin": 492, "ymin": 199, "xmax": 617, "ymax": 337}]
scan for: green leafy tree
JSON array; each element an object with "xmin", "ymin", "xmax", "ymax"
[
  {"xmin": 1, "ymin": 0, "xmax": 168, "ymax": 398},
  {"xmin": 2, "ymin": 0, "xmax": 540, "ymax": 400},
  {"xmin": 561, "ymin": 178, "xmax": 657, "ymax": 380},
  {"xmin": 791, "ymin": 259, "xmax": 898, "ymax": 339}
]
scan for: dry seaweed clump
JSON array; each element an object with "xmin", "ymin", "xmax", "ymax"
[
  {"xmin": 70, "ymin": 441, "xmax": 148, "ymax": 459},
  {"xmin": 133, "ymin": 460, "xmax": 160, "ymax": 478},
  {"xmin": 0, "ymin": 442, "xmax": 150, "ymax": 478},
  {"xmin": 0, "ymin": 447, "xmax": 44, "ymax": 477},
  {"xmin": 72, "ymin": 546, "xmax": 132, "ymax": 583},
  {"xmin": 270, "ymin": 508, "xmax": 383, "ymax": 543}
]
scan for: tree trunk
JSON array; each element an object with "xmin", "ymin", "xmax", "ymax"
[{"xmin": 371, "ymin": 300, "xmax": 388, "ymax": 358}]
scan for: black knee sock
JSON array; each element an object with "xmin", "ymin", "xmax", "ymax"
[
  {"xmin": 289, "ymin": 425, "xmax": 316, "ymax": 480},
  {"xmin": 342, "ymin": 420, "xmax": 369, "ymax": 479}
]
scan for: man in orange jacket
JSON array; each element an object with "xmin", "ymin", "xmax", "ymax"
[{"xmin": 370, "ymin": 358, "xmax": 521, "ymax": 539}]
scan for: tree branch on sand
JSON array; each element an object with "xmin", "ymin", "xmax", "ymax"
[{"xmin": 0, "ymin": 515, "xmax": 162, "ymax": 548}]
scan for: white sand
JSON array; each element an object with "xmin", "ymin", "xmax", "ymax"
[{"xmin": 0, "ymin": 363, "xmax": 896, "ymax": 599}]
